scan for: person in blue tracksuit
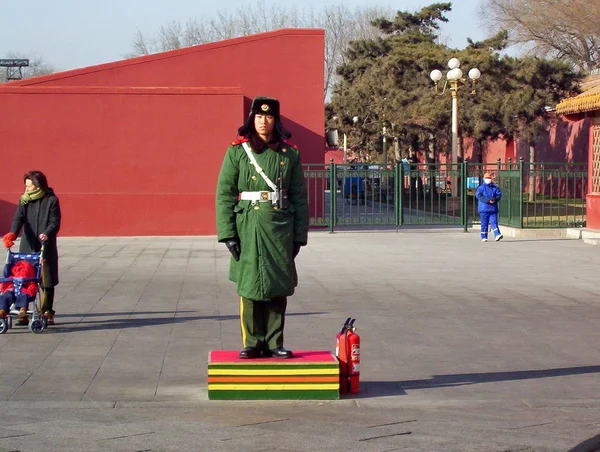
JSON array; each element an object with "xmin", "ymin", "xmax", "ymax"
[{"xmin": 476, "ymin": 172, "xmax": 503, "ymax": 242}]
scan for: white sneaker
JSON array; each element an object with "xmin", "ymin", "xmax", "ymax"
[
  {"xmin": 495, "ymin": 234, "xmax": 503, "ymax": 241},
  {"xmin": 481, "ymin": 238, "xmax": 488, "ymax": 242}
]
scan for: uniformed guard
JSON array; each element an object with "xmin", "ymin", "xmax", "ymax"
[{"xmin": 216, "ymin": 96, "xmax": 309, "ymax": 359}]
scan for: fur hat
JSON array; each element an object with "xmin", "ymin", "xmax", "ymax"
[
  {"xmin": 238, "ymin": 96, "xmax": 291, "ymax": 139},
  {"xmin": 11, "ymin": 260, "xmax": 36, "ymax": 278}
]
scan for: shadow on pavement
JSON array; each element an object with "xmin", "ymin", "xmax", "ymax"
[
  {"xmin": 53, "ymin": 311, "xmax": 329, "ymax": 332},
  {"xmin": 498, "ymin": 238, "xmax": 580, "ymax": 243},
  {"xmin": 57, "ymin": 310, "xmax": 197, "ymax": 317},
  {"xmin": 568, "ymin": 433, "xmax": 600, "ymax": 452},
  {"xmin": 360, "ymin": 365, "xmax": 600, "ymax": 397}
]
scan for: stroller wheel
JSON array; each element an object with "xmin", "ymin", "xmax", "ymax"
[
  {"xmin": 0, "ymin": 318, "xmax": 8, "ymax": 334},
  {"xmin": 29, "ymin": 319, "xmax": 45, "ymax": 334}
]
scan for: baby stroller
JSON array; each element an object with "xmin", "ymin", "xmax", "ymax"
[{"xmin": 0, "ymin": 245, "xmax": 48, "ymax": 334}]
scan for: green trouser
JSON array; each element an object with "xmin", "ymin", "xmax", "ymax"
[{"xmin": 240, "ymin": 296, "xmax": 287, "ymax": 350}]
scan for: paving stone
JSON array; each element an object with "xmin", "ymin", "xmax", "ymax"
[{"xmin": 0, "ymin": 231, "xmax": 599, "ymax": 451}]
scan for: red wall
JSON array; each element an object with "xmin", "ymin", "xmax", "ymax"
[
  {"xmin": 461, "ymin": 116, "xmax": 589, "ymax": 164},
  {"xmin": 588, "ymin": 194, "xmax": 600, "ymax": 229},
  {"xmin": 325, "ymin": 149, "xmax": 344, "ymax": 164},
  {"xmin": 0, "ymin": 29, "xmax": 325, "ymax": 236},
  {"xmin": 10, "ymin": 29, "xmax": 325, "ymax": 168},
  {"xmin": 587, "ymin": 119, "xmax": 600, "ymax": 229},
  {"xmin": 0, "ymin": 87, "xmax": 241, "ymax": 236},
  {"xmin": 513, "ymin": 117, "xmax": 589, "ymax": 163}
]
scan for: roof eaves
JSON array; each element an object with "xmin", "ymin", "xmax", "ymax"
[{"xmin": 556, "ymin": 88, "xmax": 600, "ymax": 115}]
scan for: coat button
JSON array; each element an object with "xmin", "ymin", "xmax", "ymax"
[
  {"xmin": 254, "ymin": 205, "xmax": 260, "ymax": 210},
  {"xmin": 282, "ymin": 148, "xmax": 287, "ymax": 153},
  {"xmin": 273, "ymin": 205, "xmax": 279, "ymax": 211},
  {"xmin": 280, "ymin": 161, "xmax": 285, "ymax": 166},
  {"xmin": 251, "ymin": 175, "xmax": 257, "ymax": 180}
]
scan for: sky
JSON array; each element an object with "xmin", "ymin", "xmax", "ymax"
[{"xmin": 0, "ymin": 0, "xmax": 489, "ymax": 72}]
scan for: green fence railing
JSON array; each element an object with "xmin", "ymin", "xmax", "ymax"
[
  {"xmin": 521, "ymin": 161, "xmax": 587, "ymax": 228},
  {"xmin": 303, "ymin": 160, "xmax": 588, "ymax": 232}
]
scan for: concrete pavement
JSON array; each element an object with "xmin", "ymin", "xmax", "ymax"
[{"xmin": 1, "ymin": 230, "xmax": 599, "ymax": 451}]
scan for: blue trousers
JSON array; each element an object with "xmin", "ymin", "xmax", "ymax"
[
  {"xmin": 0, "ymin": 291, "xmax": 31, "ymax": 312},
  {"xmin": 480, "ymin": 212, "xmax": 501, "ymax": 239}
]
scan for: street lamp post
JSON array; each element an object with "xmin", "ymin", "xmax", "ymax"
[
  {"xmin": 343, "ymin": 133, "xmax": 347, "ymax": 163},
  {"xmin": 430, "ymin": 58, "xmax": 481, "ymax": 198},
  {"xmin": 345, "ymin": 115, "xmax": 359, "ymax": 164},
  {"xmin": 382, "ymin": 124, "xmax": 387, "ymax": 166},
  {"xmin": 330, "ymin": 115, "xmax": 359, "ymax": 164}
]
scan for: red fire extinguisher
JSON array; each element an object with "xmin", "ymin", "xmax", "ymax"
[
  {"xmin": 336, "ymin": 318, "xmax": 360, "ymax": 394},
  {"xmin": 335, "ymin": 317, "xmax": 351, "ymax": 359}
]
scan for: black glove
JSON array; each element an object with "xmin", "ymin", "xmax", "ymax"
[
  {"xmin": 225, "ymin": 238, "xmax": 241, "ymax": 261},
  {"xmin": 292, "ymin": 242, "xmax": 303, "ymax": 259}
]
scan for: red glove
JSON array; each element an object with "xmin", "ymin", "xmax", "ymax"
[
  {"xmin": 22, "ymin": 282, "xmax": 38, "ymax": 298},
  {"xmin": 3, "ymin": 232, "xmax": 16, "ymax": 249}
]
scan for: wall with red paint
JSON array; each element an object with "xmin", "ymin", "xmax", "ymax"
[
  {"xmin": 0, "ymin": 29, "xmax": 325, "ymax": 236},
  {"xmin": 325, "ymin": 150, "xmax": 344, "ymax": 164},
  {"xmin": 460, "ymin": 116, "xmax": 589, "ymax": 164},
  {"xmin": 0, "ymin": 87, "xmax": 241, "ymax": 236},
  {"xmin": 513, "ymin": 117, "xmax": 590, "ymax": 163},
  {"xmin": 588, "ymin": 194, "xmax": 600, "ymax": 229},
  {"xmin": 587, "ymin": 118, "xmax": 600, "ymax": 229},
  {"xmin": 10, "ymin": 29, "xmax": 325, "ymax": 169}
]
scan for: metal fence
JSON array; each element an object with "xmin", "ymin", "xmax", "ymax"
[{"xmin": 304, "ymin": 160, "xmax": 588, "ymax": 232}]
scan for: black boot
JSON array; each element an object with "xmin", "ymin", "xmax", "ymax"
[
  {"xmin": 269, "ymin": 347, "xmax": 293, "ymax": 359},
  {"xmin": 239, "ymin": 347, "xmax": 261, "ymax": 359}
]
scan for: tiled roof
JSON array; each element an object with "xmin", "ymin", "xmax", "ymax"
[{"xmin": 556, "ymin": 73, "xmax": 600, "ymax": 115}]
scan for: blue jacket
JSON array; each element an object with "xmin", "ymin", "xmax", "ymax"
[{"xmin": 476, "ymin": 182, "xmax": 502, "ymax": 214}]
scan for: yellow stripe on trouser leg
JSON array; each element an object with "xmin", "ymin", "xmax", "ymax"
[
  {"xmin": 240, "ymin": 297, "xmax": 266, "ymax": 348},
  {"xmin": 240, "ymin": 297, "xmax": 247, "ymax": 347}
]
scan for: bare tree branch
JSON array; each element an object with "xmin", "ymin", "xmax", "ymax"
[
  {"xmin": 126, "ymin": 1, "xmax": 393, "ymax": 99},
  {"xmin": 479, "ymin": 0, "xmax": 600, "ymax": 70}
]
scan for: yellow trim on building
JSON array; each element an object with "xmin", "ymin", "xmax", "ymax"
[{"xmin": 556, "ymin": 87, "xmax": 600, "ymax": 115}]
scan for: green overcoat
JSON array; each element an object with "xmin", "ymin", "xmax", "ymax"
[{"xmin": 216, "ymin": 137, "xmax": 309, "ymax": 300}]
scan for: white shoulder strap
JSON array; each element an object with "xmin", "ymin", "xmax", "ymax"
[{"xmin": 242, "ymin": 142, "xmax": 278, "ymax": 191}]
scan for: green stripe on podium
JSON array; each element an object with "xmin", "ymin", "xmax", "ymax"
[
  {"xmin": 209, "ymin": 389, "xmax": 339, "ymax": 400},
  {"xmin": 208, "ymin": 350, "xmax": 340, "ymax": 400}
]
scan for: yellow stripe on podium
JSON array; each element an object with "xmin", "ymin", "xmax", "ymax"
[
  {"xmin": 209, "ymin": 383, "xmax": 339, "ymax": 391},
  {"xmin": 208, "ymin": 368, "xmax": 338, "ymax": 376},
  {"xmin": 208, "ymin": 350, "xmax": 340, "ymax": 400}
]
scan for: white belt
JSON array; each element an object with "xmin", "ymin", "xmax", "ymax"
[{"xmin": 239, "ymin": 191, "xmax": 277, "ymax": 202}]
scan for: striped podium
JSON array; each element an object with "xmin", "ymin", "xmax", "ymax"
[{"xmin": 208, "ymin": 350, "xmax": 339, "ymax": 400}]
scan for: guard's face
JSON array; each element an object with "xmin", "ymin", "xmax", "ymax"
[
  {"xmin": 254, "ymin": 114, "xmax": 275, "ymax": 136},
  {"xmin": 24, "ymin": 179, "xmax": 38, "ymax": 193}
]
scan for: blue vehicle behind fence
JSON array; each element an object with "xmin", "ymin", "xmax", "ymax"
[{"xmin": 343, "ymin": 176, "xmax": 366, "ymax": 205}]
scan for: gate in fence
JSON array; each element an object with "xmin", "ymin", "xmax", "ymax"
[
  {"xmin": 304, "ymin": 160, "xmax": 587, "ymax": 232},
  {"xmin": 497, "ymin": 167, "xmax": 523, "ymax": 229}
]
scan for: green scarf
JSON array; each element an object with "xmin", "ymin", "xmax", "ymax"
[{"xmin": 20, "ymin": 188, "xmax": 45, "ymax": 205}]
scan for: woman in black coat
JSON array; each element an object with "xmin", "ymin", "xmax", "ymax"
[{"xmin": 3, "ymin": 170, "xmax": 62, "ymax": 324}]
